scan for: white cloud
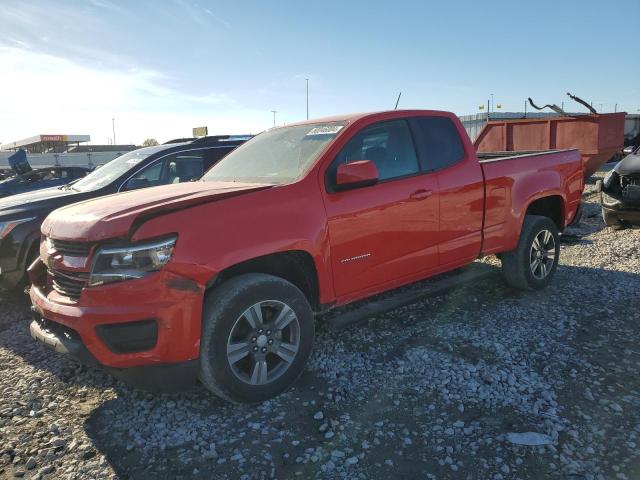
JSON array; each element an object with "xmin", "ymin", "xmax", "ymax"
[{"xmin": 0, "ymin": 45, "xmax": 269, "ymax": 145}]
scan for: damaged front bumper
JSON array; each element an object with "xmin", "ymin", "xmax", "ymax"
[
  {"xmin": 596, "ymin": 179, "xmax": 640, "ymax": 225},
  {"xmin": 29, "ymin": 257, "xmax": 205, "ymax": 391}
]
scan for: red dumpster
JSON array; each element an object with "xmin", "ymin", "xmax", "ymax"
[{"xmin": 474, "ymin": 113, "xmax": 626, "ymax": 178}]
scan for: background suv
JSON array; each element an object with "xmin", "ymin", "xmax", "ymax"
[{"xmin": 0, "ymin": 135, "xmax": 249, "ymax": 290}]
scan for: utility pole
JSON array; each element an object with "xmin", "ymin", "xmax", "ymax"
[
  {"xmin": 305, "ymin": 78, "xmax": 309, "ymax": 120},
  {"xmin": 271, "ymin": 110, "xmax": 277, "ymax": 127},
  {"xmin": 112, "ymin": 117, "xmax": 116, "ymax": 145}
]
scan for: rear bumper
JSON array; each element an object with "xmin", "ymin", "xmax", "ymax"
[{"xmin": 29, "ymin": 261, "xmax": 205, "ymax": 390}]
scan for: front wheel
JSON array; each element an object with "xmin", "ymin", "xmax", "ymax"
[
  {"xmin": 199, "ymin": 273, "xmax": 315, "ymax": 403},
  {"xmin": 500, "ymin": 215, "xmax": 560, "ymax": 290}
]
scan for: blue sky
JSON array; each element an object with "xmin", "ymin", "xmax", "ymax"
[{"xmin": 1, "ymin": 0, "xmax": 639, "ymax": 145}]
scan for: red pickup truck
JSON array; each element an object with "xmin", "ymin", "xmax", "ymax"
[{"xmin": 29, "ymin": 110, "xmax": 583, "ymax": 402}]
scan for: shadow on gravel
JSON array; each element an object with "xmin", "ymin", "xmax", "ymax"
[
  {"xmin": 2, "ymin": 252, "xmax": 639, "ymax": 478},
  {"xmin": 77, "ymin": 264, "xmax": 640, "ymax": 479},
  {"xmin": 83, "ymin": 370, "xmax": 328, "ymax": 479}
]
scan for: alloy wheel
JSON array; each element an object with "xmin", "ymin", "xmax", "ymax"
[
  {"xmin": 529, "ymin": 229, "xmax": 556, "ymax": 280},
  {"xmin": 226, "ymin": 300, "xmax": 301, "ymax": 385}
]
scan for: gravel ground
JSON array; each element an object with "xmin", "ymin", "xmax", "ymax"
[{"xmin": 1, "ymin": 167, "xmax": 639, "ymax": 480}]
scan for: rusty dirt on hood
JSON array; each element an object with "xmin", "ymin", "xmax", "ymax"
[{"xmin": 41, "ymin": 181, "xmax": 272, "ymax": 242}]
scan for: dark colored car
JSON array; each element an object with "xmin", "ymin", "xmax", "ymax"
[
  {"xmin": 597, "ymin": 145, "xmax": 640, "ymax": 229},
  {"xmin": 0, "ymin": 135, "xmax": 249, "ymax": 289},
  {"xmin": 0, "ymin": 166, "xmax": 91, "ymax": 198}
]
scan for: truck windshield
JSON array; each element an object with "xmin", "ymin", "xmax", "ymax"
[
  {"xmin": 202, "ymin": 122, "xmax": 346, "ymax": 184},
  {"xmin": 72, "ymin": 148, "xmax": 160, "ymax": 192}
]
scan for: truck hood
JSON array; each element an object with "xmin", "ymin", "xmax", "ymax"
[{"xmin": 42, "ymin": 181, "xmax": 272, "ymax": 242}]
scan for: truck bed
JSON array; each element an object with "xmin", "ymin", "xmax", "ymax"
[
  {"xmin": 477, "ymin": 149, "xmax": 572, "ymax": 162},
  {"xmin": 478, "ymin": 148, "xmax": 584, "ymax": 256}
]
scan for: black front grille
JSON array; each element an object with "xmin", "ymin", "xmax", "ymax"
[
  {"xmin": 49, "ymin": 238, "xmax": 92, "ymax": 257},
  {"xmin": 49, "ymin": 270, "xmax": 89, "ymax": 300},
  {"xmin": 621, "ymin": 174, "xmax": 640, "ymax": 188}
]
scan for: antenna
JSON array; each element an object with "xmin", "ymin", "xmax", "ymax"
[{"xmin": 394, "ymin": 92, "xmax": 402, "ymax": 110}]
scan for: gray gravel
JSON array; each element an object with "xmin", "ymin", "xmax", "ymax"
[{"xmin": 1, "ymin": 167, "xmax": 639, "ymax": 479}]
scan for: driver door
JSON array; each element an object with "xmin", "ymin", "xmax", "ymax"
[{"xmin": 323, "ymin": 119, "xmax": 439, "ymax": 299}]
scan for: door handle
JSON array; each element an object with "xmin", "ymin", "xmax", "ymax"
[{"xmin": 410, "ymin": 189, "xmax": 433, "ymax": 200}]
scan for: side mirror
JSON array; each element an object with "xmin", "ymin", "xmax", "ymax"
[
  {"xmin": 335, "ymin": 160, "xmax": 379, "ymax": 190},
  {"xmin": 123, "ymin": 177, "xmax": 149, "ymax": 191}
]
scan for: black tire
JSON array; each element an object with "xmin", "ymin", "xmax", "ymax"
[
  {"xmin": 199, "ymin": 273, "xmax": 314, "ymax": 403},
  {"xmin": 602, "ymin": 209, "xmax": 624, "ymax": 230},
  {"xmin": 9, "ymin": 246, "xmax": 39, "ymax": 294},
  {"xmin": 500, "ymin": 215, "xmax": 560, "ymax": 290}
]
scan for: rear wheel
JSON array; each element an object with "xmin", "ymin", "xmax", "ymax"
[
  {"xmin": 500, "ymin": 215, "xmax": 560, "ymax": 290},
  {"xmin": 199, "ymin": 273, "xmax": 314, "ymax": 403}
]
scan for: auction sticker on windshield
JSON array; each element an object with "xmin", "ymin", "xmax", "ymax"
[{"xmin": 306, "ymin": 125, "xmax": 344, "ymax": 136}]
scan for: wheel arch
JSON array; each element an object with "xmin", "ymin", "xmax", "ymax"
[
  {"xmin": 524, "ymin": 195, "xmax": 565, "ymax": 231},
  {"xmin": 206, "ymin": 250, "xmax": 321, "ymax": 312}
]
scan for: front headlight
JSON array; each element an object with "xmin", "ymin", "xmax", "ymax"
[
  {"xmin": 0, "ymin": 217, "xmax": 36, "ymax": 240},
  {"xmin": 88, "ymin": 236, "xmax": 177, "ymax": 287}
]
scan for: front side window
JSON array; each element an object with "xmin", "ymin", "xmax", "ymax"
[
  {"xmin": 410, "ymin": 117, "xmax": 465, "ymax": 171},
  {"xmin": 329, "ymin": 119, "xmax": 420, "ymax": 184}
]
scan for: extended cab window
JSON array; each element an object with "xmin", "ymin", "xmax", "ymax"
[
  {"xmin": 330, "ymin": 119, "xmax": 419, "ymax": 184},
  {"xmin": 410, "ymin": 117, "xmax": 465, "ymax": 171}
]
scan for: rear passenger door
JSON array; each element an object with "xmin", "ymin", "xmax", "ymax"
[
  {"xmin": 324, "ymin": 119, "xmax": 440, "ymax": 298},
  {"xmin": 409, "ymin": 116, "xmax": 484, "ymax": 266}
]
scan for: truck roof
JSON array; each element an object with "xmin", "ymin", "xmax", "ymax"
[{"xmin": 283, "ymin": 109, "xmax": 455, "ymax": 128}]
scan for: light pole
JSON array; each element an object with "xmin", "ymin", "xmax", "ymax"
[
  {"xmin": 271, "ymin": 110, "xmax": 277, "ymax": 127},
  {"xmin": 490, "ymin": 94, "xmax": 494, "ymax": 113},
  {"xmin": 112, "ymin": 117, "xmax": 116, "ymax": 145}
]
